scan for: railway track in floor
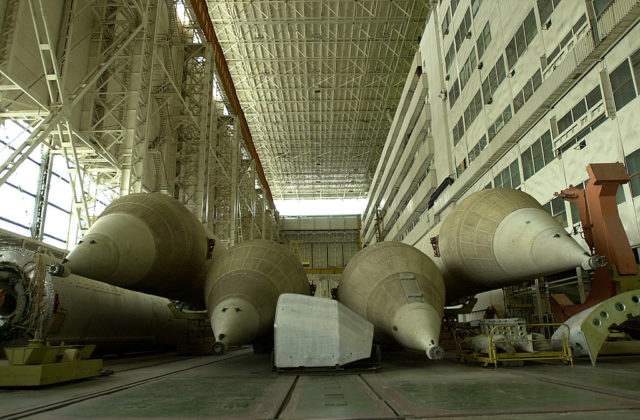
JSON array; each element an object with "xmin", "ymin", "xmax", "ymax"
[{"xmin": 0, "ymin": 351, "xmax": 249, "ymax": 420}]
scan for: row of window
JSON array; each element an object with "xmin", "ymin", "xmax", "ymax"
[
  {"xmin": 450, "ymin": 9, "xmax": 640, "ymax": 175},
  {"xmin": 537, "ymin": 0, "xmax": 561, "ymax": 25},
  {"xmin": 453, "ymin": 116, "xmax": 465, "ymax": 146},
  {"xmin": 459, "ymin": 49, "xmax": 477, "ymax": 92},
  {"xmin": 494, "ymin": 159, "xmax": 521, "ymax": 189},
  {"xmin": 485, "ymin": 145, "xmax": 640, "ymax": 232},
  {"xmin": 463, "ymin": 89, "xmax": 483, "ymax": 129},
  {"xmin": 557, "ymin": 85, "xmax": 602, "ymax": 134},
  {"xmin": 513, "ymin": 69, "xmax": 543, "ymax": 114},
  {"xmin": 546, "ymin": 14, "xmax": 587, "ymax": 66},
  {"xmin": 454, "ymin": 9, "xmax": 473, "ymax": 53},
  {"xmin": 558, "ymin": 114, "xmax": 606, "ymax": 155},
  {"xmin": 505, "ymin": 9, "xmax": 538, "ymax": 70},
  {"xmin": 488, "ymin": 104, "xmax": 512, "ymax": 141},
  {"xmin": 468, "ymin": 134, "xmax": 487, "ymax": 164},
  {"xmin": 610, "ymin": 51, "xmax": 640, "ymax": 111},
  {"xmin": 449, "ymin": 77, "xmax": 460, "ymax": 108},
  {"xmin": 445, "ymin": 43, "xmax": 456, "ymax": 73},
  {"xmin": 521, "ymin": 130, "xmax": 554, "ymax": 181},
  {"xmin": 481, "ymin": 56, "xmax": 506, "ymax": 104},
  {"xmin": 476, "ymin": 22, "xmax": 492, "ymax": 60}
]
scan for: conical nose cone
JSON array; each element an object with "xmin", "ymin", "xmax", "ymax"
[
  {"xmin": 494, "ymin": 207, "xmax": 595, "ymax": 278},
  {"xmin": 210, "ymin": 297, "xmax": 261, "ymax": 347},
  {"xmin": 391, "ymin": 302, "xmax": 444, "ymax": 359},
  {"xmin": 64, "ymin": 234, "xmax": 118, "ymax": 279}
]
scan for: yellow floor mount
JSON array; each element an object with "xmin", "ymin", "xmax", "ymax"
[
  {"xmin": 454, "ymin": 322, "xmax": 573, "ymax": 368},
  {"xmin": 0, "ymin": 340, "xmax": 103, "ymax": 386}
]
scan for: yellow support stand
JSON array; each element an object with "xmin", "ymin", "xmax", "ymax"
[
  {"xmin": 0, "ymin": 340, "xmax": 103, "ymax": 386},
  {"xmin": 454, "ymin": 323, "xmax": 573, "ymax": 368}
]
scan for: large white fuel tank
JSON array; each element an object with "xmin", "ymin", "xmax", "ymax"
[
  {"xmin": 0, "ymin": 247, "xmax": 190, "ymax": 353},
  {"xmin": 339, "ymin": 242, "xmax": 446, "ymax": 359},
  {"xmin": 204, "ymin": 239, "xmax": 309, "ymax": 353},
  {"xmin": 62, "ymin": 193, "xmax": 213, "ymax": 306},
  {"xmin": 436, "ymin": 188, "xmax": 601, "ymax": 300}
]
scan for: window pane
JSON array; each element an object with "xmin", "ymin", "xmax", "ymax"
[
  {"xmin": 514, "ymin": 90, "xmax": 525, "ymax": 113},
  {"xmin": 503, "ymin": 104, "xmax": 512, "ymax": 124},
  {"xmin": 479, "ymin": 134, "xmax": 487, "ymax": 149},
  {"xmin": 531, "ymin": 139, "xmax": 545, "ymax": 172},
  {"xmin": 586, "ymin": 85, "xmax": 602, "ymax": 109},
  {"xmin": 506, "ymin": 38, "xmax": 517, "ymax": 69},
  {"xmin": 496, "ymin": 56, "xmax": 506, "ymax": 83},
  {"xmin": 593, "ymin": 0, "xmax": 613, "ymax": 17},
  {"xmin": 488, "ymin": 124, "xmax": 496, "ymax": 140},
  {"xmin": 558, "ymin": 111, "xmax": 573, "ymax": 133},
  {"xmin": 551, "ymin": 196, "xmax": 568, "ymax": 228},
  {"xmin": 541, "ymin": 130, "xmax": 554, "ymax": 163},
  {"xmin": 573, "ymin": 13, "xmax": 587, "ymax": 34},
  {"xmin": 523, "ymin": 79, "xmax": 534, "ymax": 101},
  {"xmin": 609, "ymin": 59, "xmax": 637, "ymax": 110},
  {"xmin": 616, "ymin": 185, "xmax": 626, "ymax": 204},
  {"xmin": 572, "ymin": 99, "xmax": 587, "ymax": 120},
  {"xmin": 524, "ymin": 10, "xmax": 538, "ymax": 45},
  {"xmin": 532, "ymin": 69, "xmax": 543, "ymax": 91},
  {"xmin": 451, "ymin": 0, "xmax": 459, "ymax": 15},
  {"xmin": 494, "ymin": 172, "xmax": 502, "ymax": 188},
  {"xmin": 537, "ymin": 0, "xmax": 554, "ymax": 24},
  {"xmin": 482, "ymin": 79, "xmax": 491, "ymax": 102},
  {"xmin": 570, "ymin": 202, "xmax": 580, "ymax": 224},
  {"xmin": 515, "ymin": 28, "xmax": 527, "ymax": 58},
  {"xmin": 522, "ymin": 148, "xmax": 534, "ymax": 180},
  {"xmin": 631, "ymin": 48, "xmax": 640, "ymax": 94},
  {"xmin": 626, "ymin": 148, "xmax": 640, "ymax": 197},
  {"xmin": 43, "ymin": 206, "xmax": 70, "ymax": 244},
  {"xmin": 510, "ymin": 160, "xmax": 521, "ymax": 188}
]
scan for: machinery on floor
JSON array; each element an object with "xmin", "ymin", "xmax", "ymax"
[
  {"xmin": 56, "ymin": 193, "xmax": 217, "ymax": 307},
  {"xmin": 552, "ymin": 163, "xmax": 640, "ymax": 321},
  {"xmin": 0, "ymin": 247, "xmax": 193, "ymax": 354},
  {"xmin": 454, "ymin": 318, "xmax": 573, "ymax": 368},
  {"xmin": 273, "ymin": 293, "xmax": 374, "ymax": 369},
  {"xmin": 0, "ymin": 340, "xmax": 103, "ymax": 387},
  {"xmin": 339, "ymin": 241, "xmax": 446, "ymax": 359},
  {"xmin": 205, "ymin": 239, "xmax": 310, "ymax": 354}
]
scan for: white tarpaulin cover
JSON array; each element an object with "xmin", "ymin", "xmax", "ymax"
[{"xmin": 274, "ymin": 293, "xmax": 373, "ymax": 368}]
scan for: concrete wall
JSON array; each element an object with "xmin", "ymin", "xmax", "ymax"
[{"xmin": 363, "ymin": 0, "xmax": 640, "ymax": 307}]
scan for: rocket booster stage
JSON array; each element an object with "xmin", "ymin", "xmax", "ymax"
[
  {"xmin": 339, "ymin": 242, "xmax": 446, "ymax": 359},
  {"xmin": 0, "ymin": 247, "xmax": 190, "ymax": 353},
  {"xmin": 61, "ymin": 193, "xmax": 212, "ymax": 306},
  {"xmin": 205, "ymin": 240, "xmax": 309, "ymax": 354},
  {"xmin": 435, "ymin": 188, "xmax": 604, "ymax": 301}
]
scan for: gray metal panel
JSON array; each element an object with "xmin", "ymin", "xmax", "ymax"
[
  {"xmin": 274, "ymin": 293, "xmax": 373, "ymax": 368},
  {"xmin": 312, "ymin": 244, "xmax": 328, "ymax": 269},
  {"xmin": 327, "ymin": 243, "xmax": 343, "ymax": 268}
]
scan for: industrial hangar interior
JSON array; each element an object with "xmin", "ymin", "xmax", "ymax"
[{"xmin": 1, "ymin": 0, "xmax": 640, "ymax": 418}]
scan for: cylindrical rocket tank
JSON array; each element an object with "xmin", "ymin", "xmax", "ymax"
[
  {"xmin": 62, "ymin": 193, "xmax": 211, "ymax": 306},
  {"xmin": 436, "ymin": 188, "xmax": 602, "ymax": 301},
  {"xmin": 205, "ymin": 239, "xmax": 309, "ymax": 353},
  {"xmin": 0, "ymin": 247, "xmax": 190, "ymax": 353},
  {"xmin": 339, "ymin": 242, "xmax": 446, "ymax": 359}
]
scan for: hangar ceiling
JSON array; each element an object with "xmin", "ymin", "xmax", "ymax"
[{"xmin": 207, "ymin": 0, "xmax": 429, "ymax": 200}]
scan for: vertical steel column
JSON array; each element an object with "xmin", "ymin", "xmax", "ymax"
[{"xmin": 229, "ymin": 120, "xmax": 239, "ymax": 246}]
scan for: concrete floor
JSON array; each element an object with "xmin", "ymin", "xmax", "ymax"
[{"xmin": 1, "ymin": 349, "xmax": 640, "ymax": 419}]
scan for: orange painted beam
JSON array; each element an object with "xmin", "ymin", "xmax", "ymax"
[{"xmin": 189, "ymin": 0, "xmax": 276, "ymax": 217}]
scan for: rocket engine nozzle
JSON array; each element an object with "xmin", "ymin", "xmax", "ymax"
[{"xmin": 585, "ymin": 255, "xmax": 607, "ymax": 270}]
